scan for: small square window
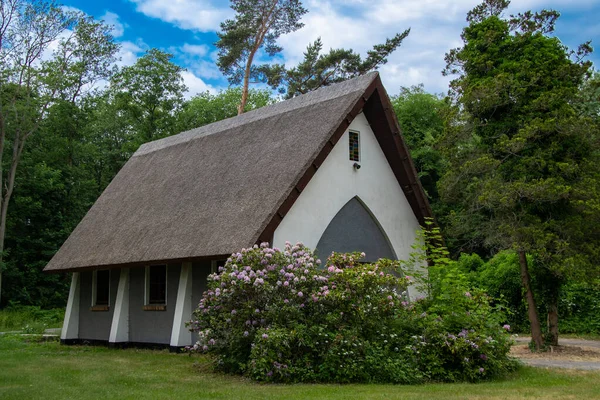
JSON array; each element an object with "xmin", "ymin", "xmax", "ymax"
[
  {"xmin": 349, "ymin": 131, "xmax": 360, "ymax": 162},
  {"xmin": 146, "ymin": 265, "xmax": 167, "ymax": 305}
]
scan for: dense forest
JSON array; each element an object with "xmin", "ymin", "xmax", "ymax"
[{"xmin": 0, "ymin": 0, "xmax": 598, "ymax": 347}]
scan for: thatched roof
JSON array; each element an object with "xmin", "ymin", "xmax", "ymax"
[{"xmin": 44, "ymin": 72, "xmax": 431, "ymax": 272}]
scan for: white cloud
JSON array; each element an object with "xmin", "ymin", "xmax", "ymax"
[
  {"xmin": 128, "ymin": 0, "xmax": 231, "ymax": 32},
  {"xmin": 61, "ymin": 5, "xmax": 84, "ymax": 14},
  {"xmin": 101, "ymin": 11, "xmax": 127, "ymax": 38},
  {"xmin": 277, "ymin": 0, "xmax": 464, "ymax": 93},
  {"xmin": 181, "ymin": 43, "xmax": 209, "ymax": 57},
  {"xmin": 122, "ymin": 0, "xmax": 597, "ymax": 96},
  {"xmin": 277, "ymin": 0, "xmax": 598, "ymax": 95},
  {"xmin": 172, "ymin": 44, "xmax": 223, "ymax": 80},
  {"xmin": 364, "ymin": 0, "xmax": 478, "ymax": 24},
  {"xmin": 116, "ymin": 40, "xmax": 148, "ymax": 67},
  {"xmin": 190, "ymin": 60, "xmax": 222, "ymax": 80},
  {"xmin": 181, "ymin": 70, "xmax": 216, "ymax": 98}
]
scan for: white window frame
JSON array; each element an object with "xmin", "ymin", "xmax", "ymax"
[
  {"xmin": 145, "ymin": 265, "xmax": 168, "ymax": 306},
  {"xmin": 91, "ymin": 269, "xmax": 110, "ymax": 307}
]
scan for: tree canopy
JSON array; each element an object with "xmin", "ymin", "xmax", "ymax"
[
  {"xmin": 264, "ymin": 33, "xmax": 410, "ymax": 98},
  {"xmin": 438, "ymin": 0, "xmax": 600, "ymax": 348},
  {"xmin": 0, "ymin": 0, "xmax": 119, "ymax": 304},
  {"xmin": 391, "ymin": 85, "xmax": 447, "ymax": 204},
  {"xmin": 110, "ymin": 49, "xmax": 187, "ymax": 144},
  {"xmin": 216, "ymin": 0, "xmax": 306, "ymax": 114},
  {"xmin": 176, "ymin": 87, "xmax": 273, "ymax": 132}
]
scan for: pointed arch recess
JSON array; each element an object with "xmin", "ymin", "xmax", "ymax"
[{"xmin": 315, "ymin": 196, "xmax": 397, "ymax": 263}]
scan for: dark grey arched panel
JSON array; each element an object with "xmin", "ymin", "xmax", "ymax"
[{"xmin": 316, "ymin": 197, "xmax": 395, "ymax": 263}]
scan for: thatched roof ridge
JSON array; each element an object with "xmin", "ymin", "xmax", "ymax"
[{"xmin": 135, "ymin": 72, "xmax": 377, "ymax": 157}]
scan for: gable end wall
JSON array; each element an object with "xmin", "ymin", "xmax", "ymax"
[{"xmin": 273, "ymin": 112, "xmax": 420, "ymax": 271}]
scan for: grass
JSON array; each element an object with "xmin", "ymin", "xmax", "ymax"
[
  {"xmin": 560, "ymin": 333, "xmax": 600, "ymax": 341},
  {"xmin": 0, "ymin": 306, "xmax": 63, "ymax": 333},
  {"xmin": 1, "ymin": 335, "xmax": 600, "ymax": 399}
]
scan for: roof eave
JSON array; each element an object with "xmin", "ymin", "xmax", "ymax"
[{"xmin": 44, "ymin": 253, "xmax": 233, "ymax": 274}]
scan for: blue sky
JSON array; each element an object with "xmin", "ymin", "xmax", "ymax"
[{"xmin": 62, "ymin": 0, "xmax": 600, "ymax": 98}]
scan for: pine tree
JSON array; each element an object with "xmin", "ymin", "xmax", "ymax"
[{"xmin": 216, "ymin": 0, "xmax": 306, "ymax": 114}]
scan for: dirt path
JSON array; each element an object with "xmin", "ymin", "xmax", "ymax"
[
  {"xmin": 514, "ymin": 337, "xmax": 600, "ymax": 349},
  {"xmin": 512, "ymin": 337, "xmax": 600, "ymax": 370},
  {"xmin": 519, "ymin": 359, "xmax": 600, "ymax": 370}
]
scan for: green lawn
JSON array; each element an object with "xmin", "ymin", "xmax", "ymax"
[{"xmin": 1, "ymin": 335, "xmax": 599, "ymax": 400}]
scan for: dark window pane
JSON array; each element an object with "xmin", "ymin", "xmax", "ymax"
[
  {"xmin": 95, "ymin": 270, "xmax": 110, "ymax": 306},
  {"xmin": 148, "ymin": 265, "xmax": 167, "ymax": 304},
  {"xmin": 349, "ymin": 131, "xmax": 360, "ymax": 162}
]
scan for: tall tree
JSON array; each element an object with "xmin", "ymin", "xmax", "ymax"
[
  {"xmin": 0, "ymin": 0, "xmax": 118, "ymax": 305},
  {"xmin": 3, "ymin": 99, "xmax": 99, "ymax": 307},
  {"xmin": 268, "ymin": 34, "xmax": 410, "ymax": 98},
  {"xmin": 216, "ymin": 0, "xmax": 306, "ymax": 114},
  {"xmin": 391, "ymin": 85, "xmax": 446, "ymax": 203},
  {"xmin": 439, "ymin": 0, "xmax": 599, "ymax": 349},
  {"xmin": 176, "ymin": 87, "xmax": 273, "ymax": 132},
  {"xmin": 109, "ymin": 49, "xmax": 187, "ymax": 149}
]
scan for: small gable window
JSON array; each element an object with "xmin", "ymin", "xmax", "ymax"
[
  {"xmin": 349, "ymin": 130, "xmax": 360, "ymax": 162},
  {"xmin": 91, "ymin": 270, "xmax": 110, "ymax": 311},
  {"xmin": 146, "ymin": 265, "xmax": 167, "ymax": 305}
]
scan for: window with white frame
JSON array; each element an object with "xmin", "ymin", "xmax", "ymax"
[
  {"xmin": 145, "ymin": 265, "xmax": 167, "ymax": 305},
  {"xmin": 92, "ymin": 269, "xmax": 110, "ymax": 308}
]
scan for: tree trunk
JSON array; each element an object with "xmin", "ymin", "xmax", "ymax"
[
  {"xmin": 0, "ymin": 212, "xmax": 6, "ymax": 308},
  {"xmin": 237, "ymin": 50, "xmax": 255, "ymax": 115},
  {"xmin": 0, "ymin": 196, "xmax": 9, "ymax": 308},
  {"xmin": 237, "ymin": 75, "xmax": 249, "ymax": 115},
  {"xmin": 237, "ymin": 2, "xmax": 276, "ymax": 115},
  {"xmin": 518, "ymin": 250, "xmax": 544, "ymax": 351},
  {"xmin": 0, "ymin": 135, "xmax": 27, "ymax": 307},
  {"xmin": 547, "ymin": 286, "xmax": 559, "ymax": 347}
]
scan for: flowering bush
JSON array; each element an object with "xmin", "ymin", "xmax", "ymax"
[
  {"xmin": 188, "ymin": 241, "xmax": 517, "ymax": 383},
  {"xmin": 395, "ymin": 289, "xmax": 517, "ymax": 382}
]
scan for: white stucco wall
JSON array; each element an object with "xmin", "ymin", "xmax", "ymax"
[{"xmin": 273, "ymin": 112, "xmax": 421, "ymax": 268}]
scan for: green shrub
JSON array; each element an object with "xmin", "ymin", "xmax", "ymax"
[
  {"xmin": 404, "ymin": 290, "xmax": 516, "ymax": 381},
  {"xmin": 559, "ymin": 281, "xmax": 600, "ymax": 334},
  {"xmin": 472, "ymin": 250, "xmax": 599, "ymax": 335},
  {"xmin": 0, "ymin": 305, "xmax": 64, "ymax": 332},
  {"xmin": 189, "ymin": 241, "xmax": 517, "ymax": 383},
  {"xmin": 475, "ymin": 251, "xmax": 529, "ymax": 333}
]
